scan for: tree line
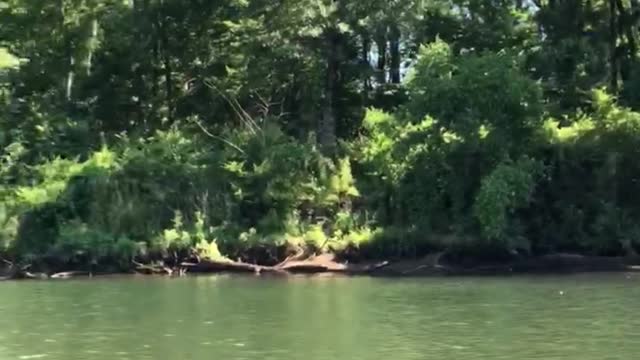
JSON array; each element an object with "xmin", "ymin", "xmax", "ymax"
[{"xmin": 2, "ymin": 0, "xmax": 640, "ymax": 269}]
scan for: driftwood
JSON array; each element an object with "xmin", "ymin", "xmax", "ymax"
[
  {"xmin": 1, "ymin": 267, "xmax": 48, "ymax": 280},
  {"xmin": 360, "ymin": 261, "xmax": 391, "ymax": 273},
  {"xmin": 277, "ymin": 254, "xmax": 346, "ymax": 273},
  {"xmin": 133, "ymin": 260, "xmax": 173, "ymax": 275},
  {"xmin": 395, "ymin": 252, "xmax": 446, "ymax": 275},
  {"xmin": 51, "ymin": 271, "xmax": 91, "ymax": 279},
  {"xmin": 0, "ymin": 251, "xmax": 390, "ymax": 280},
  {"xmin": 274, "ymin": 245, "xmax": 307, "ymax": 269},
  {"xmin": 1, "ymin": 258, "xmax": 12, "ymax": 267},
  {"xmin": 23, "ymin": 272, "xmax": 48, "ymax": 280},
  {"xmin": 5, "ymin": 252, "xmax": 640, "ymax": 281},
  {"xmin": 181, "ymin": 259, "xmax": 263, "ymax": 274},
  {"xmin": 0, "ymin": 261, "xmax": 48, "ymax": 280},
  {"xmin": 0, "ymin": 258, "xmax": 13, "ymax": 281},
  {"xmin": 181, "ymin": 254, "xmax": 391, "ymax": 276}
]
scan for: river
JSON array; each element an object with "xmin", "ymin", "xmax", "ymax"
[{"xmin": 0, "ymin": 274, "xmax": 638, "ymax": 360}]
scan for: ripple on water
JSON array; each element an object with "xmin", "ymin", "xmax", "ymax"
[
  {"xmin": 19, "ymin": 354, "xmax": 48, "ymax": 360},
  {"xmin": 449, "ymin": 345, "xmax": 467, "ymax": 350},
  {"xmin": 3, "ymin": 274, "xmax": 640, "ymax": 360},
  {"xmin": 80, "ymin": 312, "xmax": 103, "ymax": 317}
]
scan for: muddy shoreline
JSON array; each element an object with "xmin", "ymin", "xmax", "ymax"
[{"xmin": 3, "ymin": 253, "xmax": 640, "ymax": 281}]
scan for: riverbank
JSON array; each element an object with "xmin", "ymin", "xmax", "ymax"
[{"xmin": 3, "ymin": 251, "xmax": 640, "ymax": 281}]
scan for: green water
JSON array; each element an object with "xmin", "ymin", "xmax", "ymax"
[{"xmin": 0, "ymin": 274, "xmax": 639, "ymax": 360}]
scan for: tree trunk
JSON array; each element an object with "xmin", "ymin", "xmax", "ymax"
[
  {"xmin": 139, "ymin": 0, "xmax": 158, "ymax": 100},
  {"xmin": 610, "ymin": 0, "xmax": 619, "ymax": 93},
  {"xmin": 319, "ymin": 29, "xmax": 339, "ymax": 155},
  {"xmin": 375, "ymin": 30, "xmax": 387, "ymax": 85},
  {"xmin": 616, "ymin": 0, "xmax": 637, "ymax": 54},
  {"xmin": 59, "ymin": 0, "xmax": 74, "ymax": 102},
  {"xmin": 133, "ymin": 0, "xmax": 149, "ymax": 128},
  {"xmin": 85, "ymin": 17, "xmax": 98, "ymax": 76},
  {"xmin": 65, "ymin": 55, "xmax": 75, "ymax": 102},
  {"xmin": 608, "ymin": 152, "xmax": 618, "ymax": 206},
  {"xmin": 389, "ymin": 24, "xmax": 401, "ymax": 84},
  {"xmin": 362, "ymin": 33, "xmax": 371, "ymax": 93},
  {"xmin": 615, "ymin": 0, "xmax": 637, "ymax": 81},
  {"xmin": 152, "ymin": 36, "xmax": 160, "ymax": 99},
  {"xmin": 159, "ymin": 0, "xmax": 174, "ymax": 124}
]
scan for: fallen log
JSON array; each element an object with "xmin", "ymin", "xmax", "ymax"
[
  {"xmin": 51, "ymin": 271, "xmax": 91, "ymax": 279},
  {"xmin": 183, "ymin": 254, "xmax": 391, "ymax": 276},
  {"xmin": 23, "ymin": 272, "xmax": 48, "ymax": 280},
  {"xmin": 0, "ymin": 263, "xmax": 48, "ymax": 280},
  {"xmin": 0, "ymin": 258, "xmax": 15, "ymax": 280},
  {"xmin": 181, "ymin": 259, "xmax": 263, "ymax": 274},
  {"xmin": 274, "ymin": 245, "xmax": 307, "ymax": 269},
  {"xmin": 364, "ymin": 261, "xmax": 390, "ymax": 272},
  {"xmin": 278, "ymin": 254, "xmax": 348, "ymax": 274},
  {"xmin": 133, "ymin": 261, "xmax": 173, "ymax": 275}
]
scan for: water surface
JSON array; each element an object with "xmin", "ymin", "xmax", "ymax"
[{"xmin": 0, "ymin": 274, "xmax": 638, "ymax": 360}]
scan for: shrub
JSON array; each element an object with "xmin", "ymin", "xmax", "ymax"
[{"xmin": 473, "ymin": 156, "xmax": 543, "ymax": 245}]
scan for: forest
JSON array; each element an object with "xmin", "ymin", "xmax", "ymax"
[{"xmin": 2, "ymin": 0, "xmax": 640, "ymax": 273}]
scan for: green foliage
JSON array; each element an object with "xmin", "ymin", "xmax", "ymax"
[
  {"xmin": 303, "ymin": 224, "xmax": 329, "ymax": 249},
  {"xmin": 323, "ymin": 157, "xmax": 360, "ymax": 204},
  {"xmin": 4, "ymin": 0, "xmax": 640, "ymax": 267},
  {"xmin": 0, "ymin": 203, "xmax": 18, "ymax": 250},
  {"xmin": 153, "ymin": 211, "xmax": 193, "ymax": 253},
  {"xmin": 473, "ymin": 157, "xmax": 542, "ymax": 244},
  {"xmin": 53, "ymin": 220, "xmax": 138, "ymax": 268},
  {"xmin": 331, "ymin": 227, "xmax": 378, "ymax": 252},
  {"xmin": 1, "ymin": 120, "xmax": 365, "ymax": 266},
  {"xmin": 356, "ymin": 41, "xmax": 543, "ymax": 235},
  {"xmin": 406, "ymin": 40, "xmax": 543, "ymax": 149},
  {"xmin": 522, "ymin": 90, "xmax": 640, "ymax": 254},
  {"xmin": 194, "ymin": 240, "xmax": 223, "ymax": 261},
  {"xmin": 0, "ymin": 48, "xmax": 20, "ymax": 69}
]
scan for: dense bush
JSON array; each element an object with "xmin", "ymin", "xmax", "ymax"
[
  {"xmin": 0, "ymin": 120, "xmax": 364, "ymax": 267},
  {"xmin": 351, "ymin": 44, "xmax": 640, "ymax": 258}
]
